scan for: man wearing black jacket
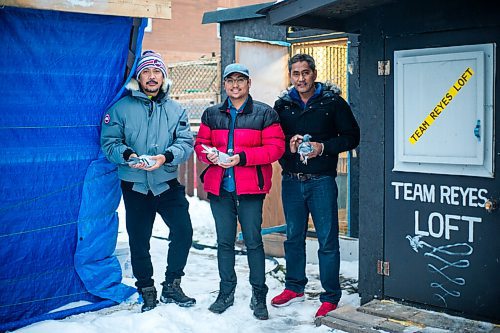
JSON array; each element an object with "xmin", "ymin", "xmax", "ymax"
[{"xmin": 270, "ymin": 54, "xmax": 360, "ymax": 318}]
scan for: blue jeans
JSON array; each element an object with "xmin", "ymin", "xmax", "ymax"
[
  {"xmin": 281, "ymin": 174, "xmax": 341, "ymax": 304},
  {"xmin": 209, "ymin": 190, "xmax": 267, "ymax": 294}
]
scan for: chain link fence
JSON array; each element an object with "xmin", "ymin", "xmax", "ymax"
[{"xmin": 168, "ymin": 57, "xmax": 221, "ymax": 132}]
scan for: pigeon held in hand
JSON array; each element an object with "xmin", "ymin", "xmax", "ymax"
[{"xmin": 297, "ymin": 134, "xmax": 314, "ymax": 165}]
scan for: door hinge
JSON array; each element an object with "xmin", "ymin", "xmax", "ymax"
[
  {"xmin": 377, "ymin": 260, "xmax": 390, "ymax": 276},
  {"xmin": 378, "ymin": 60, "xmax": 390, "ymax": 76}
]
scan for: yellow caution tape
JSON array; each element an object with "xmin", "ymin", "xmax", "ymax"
[{"xmin": 408, "ymin": 67, "xmax": 474, "ymax": 144}]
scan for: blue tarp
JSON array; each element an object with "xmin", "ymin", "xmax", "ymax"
[{"xmin": 0, "ymin": 7, "xmax": 144, "ymax": 331}]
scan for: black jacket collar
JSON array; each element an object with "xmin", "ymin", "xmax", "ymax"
[{"xmin": 219, "ymin": 95, "xmax": 254, "ymax": 114}]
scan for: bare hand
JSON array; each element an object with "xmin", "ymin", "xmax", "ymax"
[
  {"xmin": 219, "ymin": 154, "xmax": 240, "ymax": 168},
  {"xmin": 128, "ymin": 154, "xmax": 145, "ymax": 169},
  {"xmin": 144, "ymin": 154, "xmax": 166, "ymax": 171},
  {"xmin": 289, "ymin": 134, "xmax": 303, "ymax": 153},
  {"xmin": 304, "ymin": 142, "xmax": 323, "ymax": 160},
  {"xmin": 128, "ymin": 154, "xmax": 165, "ymax": 171},
  {"xmin": 206, "ymin": 152, "xmax": 218, "ymax": 164}
]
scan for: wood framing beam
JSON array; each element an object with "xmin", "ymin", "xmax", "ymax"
[
  {"xmin": 0, "ymin": 0, "xmax": 171, "ymax": 19},
  {"xmin": 287, "ymin": 14, "xmax": 345, "ymax": 31},
  {"xmin": 267, "ymin": 0, "xmax": 335, "ymax": 25}
]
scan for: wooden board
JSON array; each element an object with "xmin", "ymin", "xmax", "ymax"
[
  {"xmin": 262, "ymin": 233, "xmax": 286, "ymax": 258},
  {"xmin": 321, "ymin": 305, "xmax": 414, "ymax": 333},
  {"xmin": 320, "ymin": 301, "xmax": 497, "ymax": 332},
  {"xmin": 262, "ymin": 162, "xmax": 285, "ymax": 228},
  {"xmin": 1, "ymin": 0, "xmax": 171, "ymax": 19}
]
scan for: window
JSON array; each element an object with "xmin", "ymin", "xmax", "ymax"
[{"xmin": 393, "ymin": 44, "xmax": 494, "ymax": 177}]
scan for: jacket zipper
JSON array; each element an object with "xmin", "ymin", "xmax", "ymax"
[{"xmin": 230, "ymin": 112, "xmax": 238, "ymax": 194}]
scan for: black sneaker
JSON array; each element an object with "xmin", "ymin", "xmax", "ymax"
[
  {"xmin": 139, "ymin": 286, "xmax": 158, "ymax": 312},
  {"xmin": 208, "ymin": 289, "xmax": 235, "ymax": 314},
  {"xmin": 250, "ymin": 286, "xmax": 269, "ymax": 320},
  {"xmin": 160, "ymin": 279, "xmax": 196, "ymax": 307}
]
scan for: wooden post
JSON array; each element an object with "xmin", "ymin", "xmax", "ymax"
[
  {"xmin": 195, "ymin": 158, "xmax": 208, "ymax": 201},
  {"xmin": 184, "ymin": 155, "xmax": 195, "ymax": 197},
  {"xmin": 1, "ymin": 0, "xmax": 172, "ymax": 19}
]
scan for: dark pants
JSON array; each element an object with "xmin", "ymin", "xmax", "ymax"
[
  {"xmin": 209, "ymin": 190, "xmax": 267, "ymax": 294},
  {"xmin": 121, "ymin": 180, "xmax": 193, "ymax": 289},
  {"xmin": 281, "ymin": 174, "xmax": 341, "ymax": 304}
]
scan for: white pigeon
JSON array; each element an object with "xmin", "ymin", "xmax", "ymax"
[
  {"xmin": 201, "ymin": 144, "xmax": 231, "ymax": 163},
  {"xmin": 297, "ymin": 134, "xmax": 313, "ymax": 165}
]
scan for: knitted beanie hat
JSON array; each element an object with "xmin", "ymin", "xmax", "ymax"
[{"xmin": 135, "ymin": 50, "xmax": 167, "ymax": 79}]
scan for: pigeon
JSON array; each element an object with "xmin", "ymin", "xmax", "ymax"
[
  {"xmin": 297, "ymin": 134, "xmax": 314, "ymax": 165},
  {"xmin": 127, "ymin": 155, "xmax": 156, "ymax": 168},
  {"xmin": 201, "ymin": 144, "xmax": 231, "ymax": 164}
]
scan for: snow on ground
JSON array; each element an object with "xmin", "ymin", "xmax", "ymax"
[{"xmin": 16, "ymin": 196, "xmax": 360, "ymax": 333}]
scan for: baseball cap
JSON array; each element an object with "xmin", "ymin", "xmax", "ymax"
[{"xmin": 223, "ymin": 63, "xmax": 250, "ymax": 79}]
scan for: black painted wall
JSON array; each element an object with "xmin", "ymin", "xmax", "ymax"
[
  {"xmin": 347, "ymin": 34, "xmax": 360, "ymax": 238},
  {"xmin": 347, "ymin": 0, "xmax": 500, "ymax": 322},
  {"xmin": 355, "ymin": 11, "xmax": 386, "ymax": 306}
]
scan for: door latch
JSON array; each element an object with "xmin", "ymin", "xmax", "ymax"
[{"xmin": 474, "ymin": 120, "xmax": 481, "ymax": 141}]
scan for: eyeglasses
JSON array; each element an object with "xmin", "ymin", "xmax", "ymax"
[{"xmin": 224, "ymin": 77, "xmax": 248, "ymax": 86}]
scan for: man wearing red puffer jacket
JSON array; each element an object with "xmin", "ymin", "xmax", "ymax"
[{"xmin": 194, "ymin": 63, "xmax": 285, "ymax": 320}]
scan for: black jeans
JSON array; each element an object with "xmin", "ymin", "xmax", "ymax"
[
  {"xmin": 121, "ymin": 180, "xmax": 193, "ymax": 289},
  {"xmin": 209, "ymin": 190, "xmax": 267, "ymax": 293}
]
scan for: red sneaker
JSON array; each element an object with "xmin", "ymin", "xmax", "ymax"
[
  {"xmin": 271, "ymin": 289, "xmax": 305, "ymax": 307},
  {"xmin": 315, "ymin": 302, "xmax": 338, "ymax": 317}
]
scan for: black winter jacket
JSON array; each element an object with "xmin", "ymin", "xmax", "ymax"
[{"xmin": 274, "ymin": 83, "xmax": 360, "ymax": 176}]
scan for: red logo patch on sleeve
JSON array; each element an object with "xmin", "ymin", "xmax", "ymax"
[{"xmin": 104, "ymin": 114, "xmax": 111, "ymax": 124}]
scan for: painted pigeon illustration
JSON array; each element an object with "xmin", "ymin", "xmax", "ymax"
[
  {"xmin": 297, "ymin": 134, "xmax": 313, "ymax": 165},
  {"xmin": 406, "ymin": 234, "xmax": 424, "ymax": 253}
]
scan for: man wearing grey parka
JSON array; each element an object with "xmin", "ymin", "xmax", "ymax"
[{"xmin": 101, "ymin": 51, "xmax": 195, "ymax": 312}]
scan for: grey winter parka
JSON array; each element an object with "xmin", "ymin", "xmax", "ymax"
[{"xmin": 100, "ymin": 79, "xmax": 194, "ymax": 195}]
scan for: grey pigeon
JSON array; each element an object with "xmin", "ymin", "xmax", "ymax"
[{"xmin": 297, "ymin": 134, "xmax": 314, "ymax": 165}]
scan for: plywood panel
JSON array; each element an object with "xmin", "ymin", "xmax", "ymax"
[
  {"xmin": 235, "ymin": 40, "xmax": 289, "ymax": 106},
  {"xmin": 262, "ymin": 162, "xmax": 285, "ymax": 228},
  {"xmin": 1, "ymin": 0, "xmax": 171, "ymax": 19},
  {"xmin": 235, "ymin": 40, "xmax": 288, "ymax": 229}
]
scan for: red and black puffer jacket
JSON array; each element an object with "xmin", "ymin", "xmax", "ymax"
[{"xmin": 194, "ymin": 96, "xmax": 285, "ymax": 196}]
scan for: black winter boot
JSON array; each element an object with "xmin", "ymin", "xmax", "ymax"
[
  {"xmin": 208, "ymin": 289, "xmax": 235, "ymax": 314},
  {"xmin": 250, "ymin": 286, "xmax": 269, "ymax": 320},
  {"xmin": 139, "ymin": 286, "xmax": 158, "ymax": 312},
  {"xmin": 160, "ymin": 279, "xmax": 196, "ymax": 307}
]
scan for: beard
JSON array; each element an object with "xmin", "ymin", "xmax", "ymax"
[
  {"xmin": 144, "ymin": 86, "xmax": 160, "ymax": 94},
  {"xmin": 141, "ymin": 79, "xmax": 161, "ymax": 95}
]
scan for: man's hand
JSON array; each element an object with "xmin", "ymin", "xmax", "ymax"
[
  {"xmin": 128, "ymin": 153, "xmax": 144, "ymax": 169},
  {"xmin": 128, "ymin": 154, "xmax": 165, "ymax": 170},
  {"xmin": 206, "ymin": 152, "xmax": 218, "ymax": 164},
  {"xmin": 305, "ymin": 142, "xmax": 323, "ymax": 160},
  {"xmin": 219, "ymin": 154, "xmax": 240, "ymax": 169},
  {"xmin": 145, "ymin": 154, "xmax": 166, "ymax": 171},
  {"xmin": 289, "ymin": 134, "xmax": 303, "ymax": 153}
]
